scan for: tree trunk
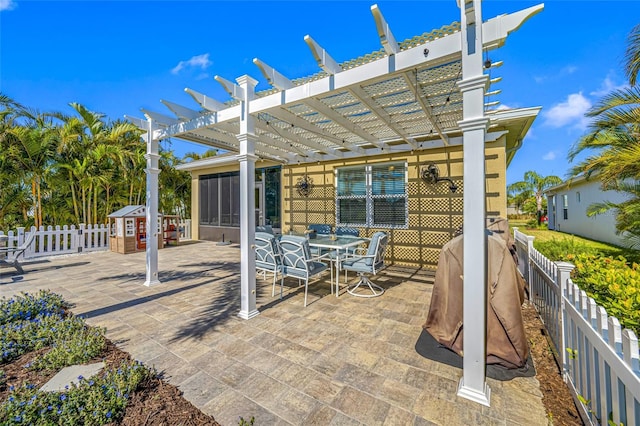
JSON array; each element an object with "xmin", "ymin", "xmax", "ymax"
[
  {"xmin": 31, "ymin": 179, "xmax": 38, "ymax": 228},
  {"xmin": 69, "ymin": 170, "xmax": 80, "ymax": 224}
]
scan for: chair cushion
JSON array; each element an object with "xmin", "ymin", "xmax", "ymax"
[
  {"xmin": 308, "ymin": 224, "xmax": 332, "ymax": 235},
  {"xmin": 335, "ymin": 227, "xmax": 359, "ymax": 237}
]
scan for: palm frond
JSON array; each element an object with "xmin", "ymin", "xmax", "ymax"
[{"xmin": 625, "ymin": 23, "xmax": 640, "ymax": 86}]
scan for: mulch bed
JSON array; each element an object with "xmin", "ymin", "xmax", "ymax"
[
  {"xmin": 522, "ymin": 303, "xmax": 583, "ymax": 425},
  {"xmin": 0, "ymin": 340, "xmax": 220, "ymax": 426}
]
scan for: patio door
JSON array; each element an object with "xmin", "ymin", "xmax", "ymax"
[{"xmin": 255, "ymin": 182, "xmax": 264, "ymax": 226}]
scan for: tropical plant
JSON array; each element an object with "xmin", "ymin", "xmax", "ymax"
[
  {"xmin": 508, "ymin": 171, "xmax": 562, "ymax": 224},
  {"xmin": 567, "ymin": 23, "xmax": 640, "ymax": 242}
]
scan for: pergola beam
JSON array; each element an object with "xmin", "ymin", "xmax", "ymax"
[
  {"xmin": 348, "ymin": 85, "xmax": 419, "ymax": 149},
  {"xmin": 262, "ymin": 108, "xmax": 347, "ymax": 157},
  {"xmin": 185, "ymin": 88, "xmax": 227, "ymax": 112},
  {"xmin": 161, "ymin": 99, "xmax": 200, "ymax": 120},
  {"xmin": 253, "ymin": 58, "xmax": 294, "ymax": 90},
  {"xmin": 402, "ymin": 71, "xmax": 450, "ymax": 145},
  {"xmin": 371, "ymin": 4, "xmax": 399, "ymax": 55},
  {"xmin": 214, "ymin": 75, "xmax": 246, "ymax": 100},
  {"xmin": 254, "ymin": 121, "xmax": 336, "ymax": 160},
  {"xmin": 141, "ymin": 109, "xmax": 180, "ymax": 127},
  {"xmin": 303, "ymin": 98, "xmax": 374, "ymax": 152},
  {"xmin": 304, "ymin": 35, "xmax": 341, "ymax": 75}
]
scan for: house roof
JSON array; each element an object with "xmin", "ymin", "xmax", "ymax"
[
  {"xmin": 129, "ymin": 4, "xmax": 543, "ymax": 166},
  {"xmin": 108, "ymin": 205, "xmax": 146, "ymax": 218}
]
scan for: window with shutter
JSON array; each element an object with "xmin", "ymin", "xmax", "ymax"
[{"xmin": 336, "ymin": 162, "xmax": 408, "ymax": 228}]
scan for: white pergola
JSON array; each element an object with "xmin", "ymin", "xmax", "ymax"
[{"xmin": 127, "ymin": 1, "xmax": 543, "ymax": 406}]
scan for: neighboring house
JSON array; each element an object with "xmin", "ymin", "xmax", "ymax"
[{"xmin": 545, "ymin": 176, "xmax": 630, "ymax": 247}]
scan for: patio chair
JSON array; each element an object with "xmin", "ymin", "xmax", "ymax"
[
  {"xmin": 254, "ymin": 232, "xmax": 283, "ymax": 298},
  {"xmin": 0, "ymin": 232, "xmax": 35, "ymax": 275},
  {"xmin": 256, "ymin": 225, "xmax": 274, "ymax": 235},
  {"xmin": 340, "ymin": 231, "xmax": 388, "ymax": 297},
  {"xmin": 308, "ymin": 224, "xmax": 332, "ymax": 258},
  {"xmin": 279, "ymin": 235, "xmax": 328, "ymax": 307}
]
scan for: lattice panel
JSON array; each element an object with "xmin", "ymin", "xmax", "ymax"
[
  {"xmin": 420, "ymin": 231, "xmax": 453, "ymax": 247},
  {"xmin": 421, "ymin": 80, "xmax": 458, "ymax": 98},
  {"xmin": 392, "ymin": 230, "xmax": 421, "ymax": 245},
  {"xmin": 420, "ymin": 248, "xmax": 442, "ymax": 266},
  {"xmin": 375, "ymin": 90, "xmax": 414, "ymax": 108},
  {"xmin": 419, "ymin": 62, "xmax": 462, "ymax": 85},
  {"xmin": 364, "ymin": 77, "xmax": 408, "ymax": 98},
  {"xmin": 389, "ymin": 245, "xmax": 424, "ymax": 265},
  {"xmin": 417, "ymin": 214, "xmax": 460, "ymax": 230},
  {"xmin": 320, "ymin": 92, "xmax": 358, "ymax": 108},
  {"xmin": 305, "ymin": 200, "xmax": 329, "ymax": 212},
  {"xmin": 385, "ymin": 101, "xmax": 421, "ymax": 116}
]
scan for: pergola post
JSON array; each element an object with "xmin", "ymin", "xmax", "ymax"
[
  {"xmin": 456, "ymin": 0, "xmax": 490, "ymax": 406},
  {"xmin": 236, "ymin": 75, "xmax": 260, "ymax": 320},
  {"xmin": 144, "ymin": 117, "xmax": 161, "ymax": 286}
]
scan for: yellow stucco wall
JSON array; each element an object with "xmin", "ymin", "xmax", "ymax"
[{"xmin": 282, "ymin": 138, "xmax": 507, "ymax": 268}]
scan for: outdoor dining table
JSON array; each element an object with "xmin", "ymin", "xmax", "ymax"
[{"xmin": 305, "ymin": 234, "xmax": 369, "ymax": 296}]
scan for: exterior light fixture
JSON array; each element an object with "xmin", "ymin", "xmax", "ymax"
[
  {"xmin": 421, "ymin": 163, "xmax": 457, "ymax": 193},
  {"xmin": 484, "ymin": 58, "xmax": 492, "ymax": 69},
  {"xmin": 295, "ymin": 174, "xmax": 314, "ymax": 197}
]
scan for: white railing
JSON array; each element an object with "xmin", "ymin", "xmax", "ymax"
[
  {"xmin": 179, "ymin": 219, "xmax": 192, "ymax": 240},
  {"xmin": 0, "ymin": 224, "xmax": 109, "ymax": 260},
  {"xmin": 514, "ymin": 227, "xmax": 640, "ymax": 426}
]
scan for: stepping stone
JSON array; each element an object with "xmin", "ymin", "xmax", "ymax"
[{"xmin": 40, "ymin": 362, "xmax": 105, "ymax": 392}]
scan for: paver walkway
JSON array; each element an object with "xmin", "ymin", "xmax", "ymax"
[{"xmin": 0, "ymin": 241, "xmax": 548, "ymax": 425}]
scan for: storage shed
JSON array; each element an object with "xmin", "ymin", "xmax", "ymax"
[{"xmin": 108, "ymin": 205, "xmax": 163, "ymax": 254}]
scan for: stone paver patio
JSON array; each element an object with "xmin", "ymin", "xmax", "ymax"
[{"xmin": 0, "ymin": 241, "xmax": 548, "ymax": 425}]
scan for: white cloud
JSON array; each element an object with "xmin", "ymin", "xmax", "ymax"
[
  {"xmin": 495, "ymin": 104, "xmax": 512, "ymax": 111},
  {"xmin": 171, "ymin": 53, "xmax": 212, "ymax": 75},
  {"xmin": 543, "ymin": 151, "xmax": 556, "ymax": 161},
  {"xmin": 195, "ymin": 73, "xmax": 209, "ymax": 81},
  {"xmin": 590, "ymin": 72, "xmax": 628, "ymax": 97},
  {"xmin": 542, "ymin": 92, "xmax": 591, "ymax": 130},
  {"xmin": 0, "ymin": 0, "xmax": 17, "ymax": 12},
  {"xmin": 561, "ymin": 65, "xmax": 577, "ymax": 75}
]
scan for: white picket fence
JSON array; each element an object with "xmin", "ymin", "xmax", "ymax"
[
  {"xmin": 514, "ymin": 227, "xmax": 640, "ymax": 426},
  {"xmin": 0, "ymin": 220, "xmax": 192, "ymax": 261},
  {"xmin": 0, "ymin": 225, "xmax": 109, "ymax": 260}
]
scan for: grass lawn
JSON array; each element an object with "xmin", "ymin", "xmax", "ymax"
[{"xmin": 509, "ymin": 219, "xmax": 640, "ymax": 263}]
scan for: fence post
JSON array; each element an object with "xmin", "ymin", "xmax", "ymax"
[
  {"xmin": 78, "ymin": 224, "xmax": 85, "ymax": 253},
  {"xmin": 555, "ymin": 261, "xmax": 575, "ymax": 380}
]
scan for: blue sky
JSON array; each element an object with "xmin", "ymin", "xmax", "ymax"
[{"xmin": 1, "ymin": 1, "xmax": 639, "ymax": 185}]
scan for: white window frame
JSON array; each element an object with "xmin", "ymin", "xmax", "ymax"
[{"xmin": 335, "ymin": 161, "xmax": 408, "ymax": 229}]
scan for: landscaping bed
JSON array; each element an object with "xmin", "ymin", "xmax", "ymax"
[{"xmin": 0, "ymin": 291, "xmax": 220, "ymax": 425}]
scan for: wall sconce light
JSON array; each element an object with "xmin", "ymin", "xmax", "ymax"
[{"xmin": 421, "ymin": 163, "xmax": 458, "ymax": 193}]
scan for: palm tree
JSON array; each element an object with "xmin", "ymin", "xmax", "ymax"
[
  {"xmin": 567, "ymin": 24, "xmax": 640, "ymax": 239},
  {"xmin": 509, "ymin": 171, "xmax": 562, "ymax": 224},
  {"xmin": 3, "ymin": 109, "xmax": 59, "ymax": 228},
  {"xmin": 625, "ymin": 23, "xmax": 640, "ymax": 86}
]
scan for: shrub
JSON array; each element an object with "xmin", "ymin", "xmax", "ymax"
[
  {"xmin": 564, "ymin": 253, "xmax": 640, "ymax": 336},
  {"xmin": 536, "ymin": 237, "xmax": 601, "ymax": 261},
  {"xmin": 0, "ymin": 290, "xmax": 67, "ymax": 325},
  {"xmin": 0, "ymin": 360, "xmax": 153, "ymax": 425}
]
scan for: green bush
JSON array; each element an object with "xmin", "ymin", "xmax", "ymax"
[
  {"xmin": 0, "ymin": 360, "xmax": 152, "ymax": 425},
  {"xmin": 0, "ymin": 291, "xmax": 154, "ymax": 425},
  {"xmin": 0, "ymin": 290, "xmax": 68, "ymax": 325},
  {"xmin": 535, "ymin": 238, "xmax": 640, "ymax": 336},
  {"xmin": 564, "ymin": 253, "xmax": 640, "ymax": 336},
  {"xmin": 535, "ymin": 237, "xmax": 601, "ymax": 261}
]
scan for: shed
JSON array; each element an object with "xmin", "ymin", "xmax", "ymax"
[{"xmin": 108, "ymin": 205, "xmax": 163, "ymax": 254}]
